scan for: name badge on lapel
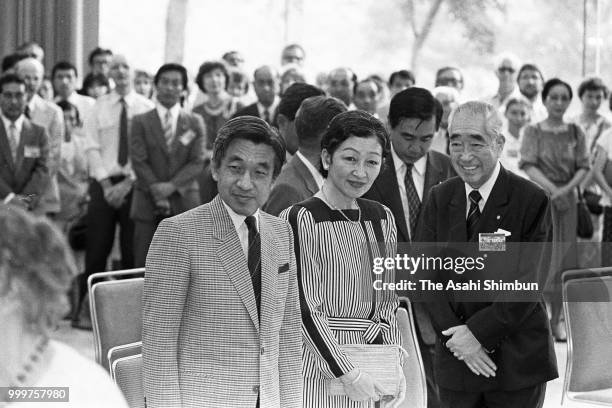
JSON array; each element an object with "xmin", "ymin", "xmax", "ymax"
[
  {"xmin": 479, "ymin": 233, "xmax": 506, "ymax": 251},
  {"xmin": 179, "ymin": 129, "xmax": 196, "ymax": 146},
  {"xmin": 24, "ymin": 145, "xmax": 41, "ymax": 158}
]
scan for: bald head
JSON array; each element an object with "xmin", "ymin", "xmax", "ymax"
[
  {"xmin": 15, "ymin": 57, "xmax": 45, "ymax": 98},
  {"xmin": 253, "ymin": 65, "xmax": 280, "ymax": 108},
  {"xmin": 109, "ymin": 54, "xmax": 133, "ymax": 94},
  {"xmin": 328, "ymin": 67, "xmax": 356, "ymax": 106}
]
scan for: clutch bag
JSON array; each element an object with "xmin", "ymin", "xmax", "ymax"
[{"xmin": 326, "ymin": 344, "xmax": 403, "ymax": 396}]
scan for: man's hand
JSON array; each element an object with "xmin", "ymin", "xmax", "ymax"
[
  {"xmin": 442, "ymin": 325, "xmax": 497, "ymax": 377},
  {"xmin": 104, "ymin": 179, "xmax": 133, "ymax": 208},
  {"xmin": 150, "ymin": 182, "xmax": 176, "ymax": 201},
  {"xmin": 154, "ymin": 198, "xmax": 171, "ymax": 216}
]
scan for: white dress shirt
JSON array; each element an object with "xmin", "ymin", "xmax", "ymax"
[
  {"xmin": 295, "ymin": 151, "xmax": 324, "ymax": 189},
  {"xmin": 464, "ymin": 161, "xmax": 501, "ymax": 218},
  {"xmin": 57, "ymin": 92, "xmax": 96, "ymax": 126},
  {"xmin": 222, "ymin": 200, "xmax": 260, "ymax": 258},
  {"xmin": 85, "ymin": 90, "xmax": 155, "ymax": 181},
  {"xmin": 155, "ymin": 100, "xmax": 181, "ymax": 138},
  {"xmin": 1, "ymin": 113, "xmax": 24, "ymax": 151},
  {"xmin": 391, "ymin": 144, "xmax": 427, "ymax": 239},
  {"xmin": 257, "ymin": 97, "xmax": 279, "ymax": 122}
]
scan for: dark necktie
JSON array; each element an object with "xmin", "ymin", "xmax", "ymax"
[
  {"xmin": 118, "ymin": 98, "xmax": 128, "ymax": 166},
  {"xmin": 245, "ymin": 215, "xmax": 261, "ymax": 316},
  {"xmin": 404, "ymin": 163, "xmax": 421, "ymax": 240},
  {"xmin": 263, "ymin": 109, "xmax": 270, "ymax": 124},
  {"xmin": 24, "ymin": 105, "xmax": 31, "ymax": 119},
  {"xmin": 467, "ymin": 190, "xmax": 482, "ymax": 240}
]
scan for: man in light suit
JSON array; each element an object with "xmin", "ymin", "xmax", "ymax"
[
  {"xmin": 0, "ymin": 74, "xmax": 49, "ymax": 210},
  {"xmin": 143, "ymin": 116, "xmax": 301, "ymax": 408},
  {"xmin": 15, "ymin": 57, "xmax": 64, "ymax": 216},
  {"xmin": 416, "ymin": 101, "xmax": 557, "ymax": 408},
  {"xmin": 263, "ymin": 95, "xmax": 346, "ymax": 216},
  {"xmin": 130, "ymin": 63, "xmax": 205, "ymax": 267},
  {"xmin": 363, "ymin": 87, "xmax": 456, "ymax": 408}
]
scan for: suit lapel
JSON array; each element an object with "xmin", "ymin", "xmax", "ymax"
[
  {"xmin": 148, "ymin": 109, "xmax": 170, "ymax": 158},
  {"xmin": 171, "ymin": 111, "xmax": 189, "ymax": 153},
  {"xmin": 448, "ymin": 181, "xmax": 468, "ymax": 242},
  {"xmin": 476, "ymin": 167, "xmax": 510, "ymax": 238},
  {"xmin": 0, "ymin": 122, "xmax": 15, "ymax": 171},
  {"xmin": 293, "ymin": 155, "xmax": 319, "ymax": 195},
  {"xmin": 423, "ymin": 151, "xmax": 444, "ymax": 199},
  {"xmin": 14, "ymin": 121, "xmax": 34, "ymax": 171},
  {"xmin": 211, "ymin": 196, "xmax": 260, "ymax": 332},
  {"xmin": 376, "ymin": 159, "xmax": 410, "ymax": 242},
  {"xmin": 259, "ymin": 214, "xmax": 278, "ymax": 333}
]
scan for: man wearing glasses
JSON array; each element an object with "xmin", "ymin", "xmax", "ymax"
[{"xmin": 484, "ymin": 52, "xmax": 522, "ymax": 112}]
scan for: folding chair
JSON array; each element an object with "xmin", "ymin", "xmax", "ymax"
[
  {"xmin": 396, "ymin": 300, "xmax": 427, "ymax": 408},
  {"xmin": 108, "ymin": 341, "xmax": 142, "ymax": 378},
  {"xmin": 562, "ymin": 275, "xmax": 612, "ymax": 405},
  {"xmin": 88, "ymin": 268, "xmax": 145, "ymax": 371},
  {"xmin": 112, "ymin": 354, "xmax": 144, "ymax": 408},
  {"xmin": 562, "ymin": 266, "xmax": 612, "ymax": 285}
]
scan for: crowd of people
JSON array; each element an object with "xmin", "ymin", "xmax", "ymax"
[{"xmin": 1, "ymin": 39, "xmax": 611, "ymax": 408}]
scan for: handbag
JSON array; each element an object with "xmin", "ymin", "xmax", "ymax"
[
  {"xmin": 326, "ymin": 344, "xmax": 404, "ymax": 396},
  {"xmin": 583, "ymin": 189, "xmax": 603, "ymax": 215},
  {"xmin": 577, "ymin": 188, "xmax": 594, "ymax": 239}
]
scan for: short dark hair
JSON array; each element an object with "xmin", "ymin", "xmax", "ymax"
[
  {"xmin": 321, "ymin": 111, "xmax": 389, "ymax": 177},
  {"xmin": 388, "ymin": 87, "xmax": 442, "ymax": 130},
  {"xmin": 277, "ymin": 83, "xmax": 325, "ymax": 122},
  {"xmin": 504, "ymin": 96, "xmax": 530, "ymax": 113},
  {"xmin": 56, "ymin": 99, "xmax": 81, "ymax": 124},
  {"xmin": 355, "ymin": 78, "xmax": 382, "ymax": 96},
  {"xmin": 0, "ymin": 74, "xmax": 26, "ymax": 91},
  {"xmin": 388, "ymin": 70, "xmax": 415, "ymax": 87},
  {"xmin": 282, "ymin": 43, "xmax": 305, "ymax": 57},
  {"xmin": 229, "ymin": 69, "xmax": 249, "ymax": 93},
  {"xmin": 195, "ymin": 61, "xmax": 229, "ymax": 93},
  {"xmin": 517, "ymin": 63, "xmax": 544, "ymax": 83},
  {"xmin": 154, "ymin": 63, "xmax": 188, "ymax": 90},
  {"xmin": 2, "ymin": 53, "xmax": 27, "ymax": 73},
  {"xmin": 213, "ymin": 116, "xmax": 286, "ymax": 178},
  {"xmin": 295, "ymin": 96, "xmax": 347, "ymax": 144},
  {"xmin": 435, "ymin": 66, "xmax": 463, "ymax": 85},
  {"xmin": 80, "ymin": 72, "xmax": 110, "ymax": 94},
  {"xmin": 577, "ymin": 77, "xmax": 609, "ymax": 99},
  {"xmin": 542, "ymin": 78, "xmax": 573, "ymax": 101},
  {"xmin": 52, "ymin": 61, "xmax": 78, "ymax": 79},
  {"xmin": 88, "ymin": 47, "xmax": 113, "ymax": 66}
]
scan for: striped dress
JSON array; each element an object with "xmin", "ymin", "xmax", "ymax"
[{"xmin": 281, "ymin": 197, "xmax": 400, "ymax": 408}]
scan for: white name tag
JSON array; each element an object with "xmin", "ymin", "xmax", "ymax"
[
  {"xmin": 24, "ymin": 145, "xmax": 41, "ymax": 158},
  {"xmin": 479, "ymin": 233, "xmax": 506, "ymax": 251},
  {"xmin": 179, "ymin": 129, "xmax": 196, "ymax": 146}
]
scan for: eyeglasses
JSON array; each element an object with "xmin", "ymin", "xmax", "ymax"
[{"xmin": 498, "ymin": 67, "xmax": 515, "ymax": 74}]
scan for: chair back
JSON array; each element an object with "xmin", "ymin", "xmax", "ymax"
[
  {"xmin": 396, "ymin": 301, "xmax": 427, "ymax": 408},
  {"xmin": 562, "ymin": 266, "xmax": 612, "ymax": 285},
  {"xmin": 109, "ymin": 341, "xmax": 142, "ymax": 378},
  {"xmin": 563, "ymin": 276, "xmax": 612, "ymax": 395},
  {"xmin": 88, "ymin": 268, "xmax": 145, "ymax": 371},
  {"xmin": 112, "ymin": 354, "xmax": 144, "ymax": 408}
]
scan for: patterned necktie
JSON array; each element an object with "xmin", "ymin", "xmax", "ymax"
[
  {"xmin": 8, "ymin": 122, "xmax": 18, "ymax": 163},
  {"xmin": 245, "ymin": 215, "xmax": 261, "ymax": 316},
  {"xmin": 467, "ymin": 190, "xmax": 482, "ymax": 240},
  {"xmin": 117, "ymin": 98, "xmax": 128, "ymax": 166},
  {"xmin": 404, "ymin": 163, "xmax": 421, "ymax": 240},
  {"xmin": 163, "ymin": 110, "xmax": 173, "ymax": 149}
]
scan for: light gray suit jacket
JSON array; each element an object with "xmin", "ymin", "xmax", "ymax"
[{"xmin": 142, "ymin": 196, "xmax": 302, "ymax": 408}]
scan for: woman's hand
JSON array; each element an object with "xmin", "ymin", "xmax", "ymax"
[{"xmin": 341, "ymin": 368, "xmax": 390, "ymax": 402}]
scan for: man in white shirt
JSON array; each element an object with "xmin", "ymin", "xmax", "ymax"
[
  {"xmin": 517, "ymin": 63, "xmax": 547, "ymax": 123},
  {"xmin": 52, "ymin": 61, "xmax": 96, "ymax": 126},
  {"xmin": 263, "ymin": 95, "xmax": 346, "ymax": 216},
  {"xmin": 483, "ymin": 52, "xmax": 522, "ymax": 113},
  {"xmin": 233, "ymin": 65, "xmax": 280, "ymax": 125},
  {"xmin": 15, "ymin": 57, "xmax": 64, "ymax": 216},
  {"xmin": 327, "ymin": 67, "xmax": 357, "ymax": 109},
  {"xmin": 76, "ymin": 55, "xmax": 154, "ymax": 327}
]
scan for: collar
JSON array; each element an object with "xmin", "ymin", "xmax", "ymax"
[
  {"xmin": 390, "ymin": 143, "xmax": 427, "ymax": 175},
  {"xmin": 257, "ymin": 97, "xmax": 279, "ymax": 118},
  {"xmin": 155, "ymin": 100, "xmax": 181, "ymax": 119},
  {"xmin": 464, "ymin": 161, "xmax": 501, "ymax": 207},
  {"xmin": 296, "ymin": 150, "xmax": 324, "ymax": 188},
  {"xmin": 111, "ymin": 89, "xmax": 137, "ymax": 105},
  {"xmin": 1, "ymin": 113, "xmax": 24, "ymax": 133},
  {"xmin": 221, "ymin": 199, "xmax": 260, "ymax": 232},
  {"xmin": 27, "ymin": 93, "xmax": 43, "ymax": 111}
]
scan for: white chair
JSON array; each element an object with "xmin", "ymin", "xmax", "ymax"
[{"xmin": 396, "ymin": 301, "xmax": 427, "ymax": 408}]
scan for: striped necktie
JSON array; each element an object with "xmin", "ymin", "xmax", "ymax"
[
  {"xmin": 467, "ymin": 190, "xmax": 482, "ymax": 240},
  {"xmin": 404, "ymin": 163, "xmax": 421, "ymax": 240},
  {"xmin": 8, "ymin": 122, "xmax": 18, "ymax": 163},
  {"xmin": 163, "ymin": 110, "xmax": 173, "ymax": 149}
]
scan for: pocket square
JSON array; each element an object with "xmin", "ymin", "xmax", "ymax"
[
  {"xmin": 494, "ymin": 228, "xmax": 511, "ymax": 237},
  {"xmin": 278, "ymin": 263, "xmax": 290, "ymax": 273}
]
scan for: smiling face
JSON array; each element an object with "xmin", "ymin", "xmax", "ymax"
[
  {"xmin": 155, "ymin": 70, "xmax": 184, "ymax": 108},
  {"xmin": 581, "ymin": 89, "xmax": 605, "ymax": 113},
  {"xmin": 212, "ymin": 138, "xmax": 277, "ymax": 216},
  {"xmin": 322, "ymin": 135, "xmax": 383, "ymax": 201},
  {"xmin": 203, "ymin": 68, "xmax": 226, "ymax": 95},
  {"xmin": 449, "ymin": 131, "xmax": 503, "ymax": 189}
]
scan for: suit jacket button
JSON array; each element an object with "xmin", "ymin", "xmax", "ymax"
[
  {"xmin": 252, "ymin": 385, "xmax": 260, "ymax": 393},
  {"xmin": 260, "ymin": 347, "xmax": 265, "ymax": 355}
]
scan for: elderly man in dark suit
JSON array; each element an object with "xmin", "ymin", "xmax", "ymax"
[
  {"xmin": 0, "ymin": 74, "xmax": 49, "ymax": 211},
  {"xmin": 130, "ymin": 63, "xmax": 205, "ymax": 267},
  {"xmin": 363, "ymin": 86, "xmax": 455, "ymax": 408},
  {"xmin": 143, "ymin": 116, "xmax": 301, "ymax": 407},
  {"xmin": 416, "ymin": 101, "xmax": 557, "ymax": 408},
  {"xmin": 263, "ymin": 95, "xmax": 346, "ymax": 216},
  {"xmin": 233, "ymin": 65, "xmax": 280, "ymax": 124}
]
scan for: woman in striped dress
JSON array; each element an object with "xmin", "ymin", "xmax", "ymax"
[{"xmin": 281, "ymin": 111, "xmax": 406, "ymax": 407}]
